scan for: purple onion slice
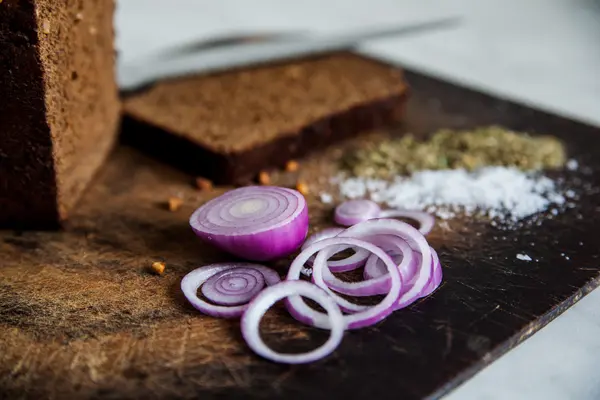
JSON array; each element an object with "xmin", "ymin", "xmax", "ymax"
[
  {"xmin": 201, "ymin": 268, "xmax": 265, "ymax": 306},
  {"xmin": 337, "ymin": 219, "xmax": 433, "ymax": 308},
  {"xmin": 181, "ymin": 263, "xmax": 280, "ymax": 318},
  {"xmin": 378, "ymin": 209, "xmax": 435, "ymax": 235},
  {"xmin": 286, "ymin": 237, "xmax": 401, "ymax": 329},
  {"xmin": 189, "ymin": 186, "xmax": 308, "ymax": 261},
  {"xmin": 302, "ymin": 227, "xmax": 369, "ymax": 272},
  {"xmin": 302, "ymin": 228, "xmax": 345, "ymax": 249},
  {"xmin": 334, "ymin": 199, "xmax": 381, "ymax": 226},
  {"xmin": 419, "ymin": 247, "xmax": 443, "ymax": 298},
  {"xmin": 241, "ymin": 280, "xmax": 344, "ymax": 364},
  {"xmin": 317, "ymin": 236, "xmax": 414, "ymax": 298}
]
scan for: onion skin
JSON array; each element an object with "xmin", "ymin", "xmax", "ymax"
[{"xmin": 190, "ymin": 186, "xmax": 309, "ymax": 261}]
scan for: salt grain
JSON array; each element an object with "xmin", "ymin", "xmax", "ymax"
[
  {"xmin": 319, "ymin": 193, "xmax": 333, "ymax": 204},
  {"xmin": 336, "ymin": 166, "xmax": 572, "ymax": 228},
  {"xmin": 516, "ymin": 254, "xmax": 532, "ymax": 261},
  {"xmin": 566, "ymin": 159, "xmax": 579, "ymax": 171}
]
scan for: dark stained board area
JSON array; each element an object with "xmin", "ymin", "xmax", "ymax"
[{"xmin": 1, "ymin": 65, "xmax": 599, "ymax": 400}]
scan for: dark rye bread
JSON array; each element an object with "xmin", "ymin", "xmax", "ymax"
[
  {"xmin": 122, "ymin": 53, "xmax": 408, "ymax": 184},
  {"xmin": 0, "ymin": 0, "xmax": 120, "ymax": 228}
]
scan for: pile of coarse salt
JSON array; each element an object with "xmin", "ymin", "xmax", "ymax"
[{"xmin": 330, "ymin": 165, "xmax": 577, "ymax": 227}]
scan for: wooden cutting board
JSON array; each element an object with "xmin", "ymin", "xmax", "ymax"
[{"xmin": 1, "ymin": 69, "xmax": 599, "ymax": 400}]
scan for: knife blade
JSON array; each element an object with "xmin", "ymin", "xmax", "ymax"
[
  {"xmin": 119, "ymin": 16, "xmax": 461, "ymax": 92},
  {"xmin": 156, "ymin": 30, "xmax": 307, "ymax": 58}
]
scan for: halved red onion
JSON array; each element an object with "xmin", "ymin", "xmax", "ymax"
[
  {"xmin": 302, "ymin": 227, "xmax": 369, "ymax": 272},
  {"xmin": 317, "ymin": 237, "xmax": 414, "ymax": 297},
  {"xmin": 241, "ymin": 280, "xmax": 344, "ymax": 364},
  {"xmin": 378, "ymin": 209, "xmax": 435, "ymax": 235},
  {"xmin": 181, "ymin": 263, "xmax": 281, "ymax": 318},
  {"xmin": 189, "ymin": 186, "xmax": 308, "ymax": 261},
  {"xmin": 337, "ymin": 219, "xmax": 433, "ymax": 308},
  {"xmin": 334, "ymin": 199, "xmax": 381, "ymax": 226},
  {"xmin": 286, "ymin": 237, "xmax": 401, "ymax": 329}
]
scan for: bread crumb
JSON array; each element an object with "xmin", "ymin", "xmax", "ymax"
[
  {"xmin": 285, "ymin": 160, "xmax": 299, "ymax": 172},
  {"xmin": 286, "ymin": 66, "xmax": 303, "ymax": 79},
  {"xmin": 58, "ymin": 203, "xmax": 68, "ymax": 219},
  {"xmin": 167, "ymin": 197, "xmax": 183, "ymax": 212},
  {"xmin": 151, "ymin": 262, "xmax": 166, "ymax": 275},
  {"xmin": 42, "ymin": 19, "xmax": 50, "ymax": 34},
  {"xmin": 296, "ymin": 181, "xmax": 309, "ymax": 195},
  {"xmin": 258, "ymin": 171, "xmax": 271, "ymax": 185},
  {"xmin": 195, "ymin": 177, "xmax": 213, "ymax": 191},
  {"xmin": 75, "ymin": 12, "xmax": 84, "ymax": 21}
]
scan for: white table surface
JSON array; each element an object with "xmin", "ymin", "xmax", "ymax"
[{"xmin": 115, "ymin": 1, "xmax": 600, "ymax": 398}]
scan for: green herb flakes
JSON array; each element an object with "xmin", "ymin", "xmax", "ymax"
[{"xmin": 344, "ymin": 126, "xmax": 566, "ymax": 178}]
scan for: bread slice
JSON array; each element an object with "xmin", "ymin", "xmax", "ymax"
[
  {"xmin": 0, "ymin": 0, "xmax": 120, "ymax": 228},
  {"xmin": 122, "ymin": 53, "xmax": 408, "ymax": 184}
]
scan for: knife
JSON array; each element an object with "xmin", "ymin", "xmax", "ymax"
[{"xmin": 118, "ymin": 16, "xmax": 461, "ymax": 92}]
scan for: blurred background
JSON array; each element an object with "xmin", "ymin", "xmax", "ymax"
[
  {"xmin": 115, "ymin": 1, "xmax": 600, "ymax": 399},
  {"xmin": 116, "ymin": 0, "xmax": 600, "ymax": 125}
]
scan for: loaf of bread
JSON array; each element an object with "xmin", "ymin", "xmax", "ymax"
[
  {"xmin": 0, "ymin": 0, "xmax": 120, "ymax": 228},
  {"xmin": 123, "ymin": 53, "xmax": 408, "ymax": 184}
]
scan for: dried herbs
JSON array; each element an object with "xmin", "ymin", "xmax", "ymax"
[{"xmin": 344, "ymin": 126, "xmax": 567, "ymax": 178}]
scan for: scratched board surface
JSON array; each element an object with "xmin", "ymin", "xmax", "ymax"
[{"xmin": 1, "ymin": 66, "xmax": 600, "ymax": 400}]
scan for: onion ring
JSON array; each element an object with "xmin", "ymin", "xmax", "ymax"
[
  {"xmin": 241, "ymin": 280, "xmax": 344, "ymax": 364},
  {"xmin": 286, "ymin": 237, "xmax": 401, "ymax": 329},
  {"xmin": 419, "ymin": 247, "xmax": 443, "ymax": 298},
  {"xmin": 317, "ymin": 236, "xmax": 414, "ymax": 297},
  {"xmin": 337, "ymin": 219, "xmax": 433, "ymax": 308},
  {"xmin": 181, "ymin": 263, "xmax": 280, "ymax": 318},
  {"xmin": 202, "ymin": 268, "xmax": 265, "ymax": 306},
  {"xmin": 378, "ymin": 209, "xmax": 435, "ymax": 235},
  {"xmin": 302, "ymin": 227, "xmax": 369, "ymax": 272},
  {"xmin": 334, "ymin": 199, "xmax": 381, "ymax": 226}
]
